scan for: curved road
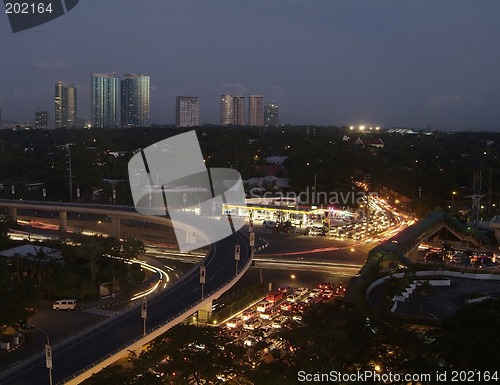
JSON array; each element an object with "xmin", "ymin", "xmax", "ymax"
[{"xmin": 0, "ymin": 229, "xmax": 251, "ymax": 385}]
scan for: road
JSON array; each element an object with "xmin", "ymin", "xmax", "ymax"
[{"xmin": 0, "ymin": 230, "xmax": 251, "ymax": 385}]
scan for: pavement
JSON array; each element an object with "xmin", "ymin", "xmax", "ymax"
[{"xmin": 369, "ymin": 276, "xmax": 500, "ymax": 320}]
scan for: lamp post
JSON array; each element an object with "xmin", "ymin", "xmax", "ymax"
[
  {"xmin": 234, "ymin": 243, "xmax": 240, "ymax": 275},
  {"xmin": 451, "ymin": 191, "xmax": 457, "ymax": 213},
  {"xmin": 199, "ymin": 264, "xmax": 206, "ymax": 300},
  {"xmin": 32, "ymin": 326, "xmax": 52, "ymax": 385},
  {"xmin": 67, "ymin": 145, "xmax": 73, "ymax": 203},
  {"xmin": 141, "ymin": 296, "xmax": 147, "ymax": 337}
]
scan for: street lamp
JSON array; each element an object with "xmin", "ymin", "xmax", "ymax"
[
  {"xmin": 32, "ymin": 326, "xmax": 52, "ymax": 385},
  {"xmin": 141, "ymin": 296, "xmax": 147, "ymax": 337},
  {"xmin": 67, "ymin": 145, "xmax": 73, "ymax": 203},
  {"xmin": 199, "ymin": 264, "xmax": 206, "ymax": 300},
  {"xmin": 451, "ymin": 191, "xmax": 457, "ymax": 213},
  {"xmin": 234, "ymin": 243, "xmax": 240, "ymax": 275}
]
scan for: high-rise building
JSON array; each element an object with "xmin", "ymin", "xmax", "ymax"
[
  {"xmin": 121, "ymin": 74, "xmax": 150, "ymax": 128},
  {"xmin": 35, "ymin": 111, "xmax": 49, "ymax": 129},
  {"xmin": 220, "ymin": 94, "xmax": 245, "ymax": 126},
  {"xmin": 55, "ymin": 81, "xmax": 77, "ymax": 128},
  {"xmin": 249, "ymin": 95, "xmax": 264, "ymax": 126},
  {"xmin": 91, "ymin": 73, "xmax": 119, "ymax": 128},
  {"xmin": 220, "ymin": 94, "xmax": 234, "ymax": 126},
  {"xmin": 264, "ymin": 100, "xmax": 279, "ymax": 126},
  {"xmin": 176, "ymin": 96, "xmax": 199, "ymax": 127},
  {"xmin": 233, "ymin": 96, "xmax": 245, "ymax": 125}
]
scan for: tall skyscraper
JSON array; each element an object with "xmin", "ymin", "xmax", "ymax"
[
  {"xmin": 35, "ymin": 111, "xmax": 49, "ymax": 129},
  {"xmin": 220, "ymin": 94, "xmax": 245, "ymax": 126},
  {"xmin": 54, "ymin": 81, "xmax": 77, "ymax": 128},
  {"xmin": 91, "ymin": 73, "xmax": 119, "ymax": 128},
  {"xmin": 176, "ymin": 96, "xmax": 199, "ymax": 127},
  {"xmin": 249, "ymin": 95, "xmax": 264, "ymax": 126},
  {"xmin": 264, "ymin": 100, "xmax": 279, "ymax": 126},
  {"xmin": 233, "ymin": 96, "xmax": 245, "ymax": 125},
  {"xmin": 121, "ymin": 74, "xmax": 150, "ymax": 128},
  {"xmin": 220, "ymin": 94, "xmax": 234, "ymax": 126}
]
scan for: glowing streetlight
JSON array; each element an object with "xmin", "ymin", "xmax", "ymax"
[{"xmin": 359, "ymin": 125, "xmax": 365, "ymax": 131}]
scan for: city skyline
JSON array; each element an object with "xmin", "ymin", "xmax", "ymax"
[{"xmin": 1, "ymin": 1, "xmax": 500, "ymax": 130}]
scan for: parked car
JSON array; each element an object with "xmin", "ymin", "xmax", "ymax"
[{"xmin": 52, "ymin": 299, "xmax": 76, "ymax": 311}]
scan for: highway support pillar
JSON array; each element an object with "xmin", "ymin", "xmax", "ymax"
[
  {"xmin": 111, "ymin": 216, "xmax": 121, "ymax": 238},
  {"xmin": 59, "ymin": 211, "xmax": 67, "ymax": 232},
  {"xmin": 196, "ymin": 301, "xmax": 212, "ymax": 325},
  {"xmin": 9, "ymin": 207, "xmax": 17, "ymax": 223}
]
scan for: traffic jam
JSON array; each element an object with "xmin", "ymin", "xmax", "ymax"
[{"xmin": 222, "ymin": 283, "xmax": 346, "ymax": 348}]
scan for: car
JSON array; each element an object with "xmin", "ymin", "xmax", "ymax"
[
  {"xmin": 263, "ymin": 220, "xmax": 277, "ymax": 228},
  {"xmin": 259, "ymin": 308, "xmax": 279, "ymax": 320},
  {"xmin": 271, "ymin": 317, "xmax": 285, "ymax": 328},
  {"xmin": 322, "ymin": 290, "xmax": 334, "ymax": 299},
  {"xmin": 295, "ymin": 287, "xmax": 308, "ymax": 296},
  {"xmin": 280, "ymin": 300, "xmax": 294, "ymax": 311},
  {"xmin": 318, "ymin": 282, "xmax": 333, "ymax": 290},
  {"xmin": 243, "ymin": 319, "xmax": 262, "ymax": 330},
  {"xmin": 257, "ymin": 301, "xmax": 273, "ymax": 312},
  {"xmin": 266, "ymin": 290, "xmax": 283, "ymax": 303},
  {"xmin": 52, "ymin": 299, "xmax": 77, "ymax": 311},
  {"xmin": 287, "ymin": 293, "xmax": 301, "ymax": 303},
  {"xmin": 309, "ymin": 288, "xmax": 323, "ymax": 298},
  {"xmin": 242, "ymin": 309, "xmax": 257, "ymax": 321},
  {"xmin": 226, "ymin": 318, "xmax": 243, "ymax": 329},
  {"xmin": 277, "ymin": 286, "xmax": 291, "ymax": 294}
]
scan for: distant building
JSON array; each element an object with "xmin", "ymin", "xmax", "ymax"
[
  {"xmin": 55, "ymin": 81, "xmax": 77, "ymax": 128},
  {"xmin": 91, "ymin": 73, "xmax": 119, "ymax": 128},
  {"xmin": 35, "ymin": 111, "xmax": 49, "ymax": 129},
  {"xmin": 220, "ymin": 94, "xmax": 233, "ymax": 126},
  {"xmin": 233, "ymin": 96, "xmax": 245, "ymax": 125},
  {"xmin": 353, "ymin": 137, "xmax": 384, "ymax": 148},
  {"xmin": 249, "ymin": 95, "xmax": 263, "ymax": 126},
  {"xmin": 220, "ymin": 94, "xmax": 245, "ymax": 126},
  {"xmin": 264, "ymin": 101, "xmax": 279, "ymax": 126},
  {"xmin": 120, "ymin": 74, "xmax": 150, "ymax": 128},
  {"xmin": 176, "ymin": 96, "xmax": 199, "ymax": 127}
]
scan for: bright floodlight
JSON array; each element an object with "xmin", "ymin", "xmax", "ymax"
[{"xmin": 359, "ymin": 125, "xmax": 365, "ymax": 130}]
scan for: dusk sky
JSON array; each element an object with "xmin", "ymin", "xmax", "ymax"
[{"xmin": 1, "ymin": 0, "xmax": 500, "ymax": 130}]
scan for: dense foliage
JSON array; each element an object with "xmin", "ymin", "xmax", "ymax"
[{"xmin": 1, "ymin": 127, "xmax": 499, "ymax": 221}]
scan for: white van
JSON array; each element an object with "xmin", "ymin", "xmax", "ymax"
[
  {"xmin": 256, "ymin": 301, "xmax": 273, "ymax": 312},
  {"xmin": 52, "ymin": 299, "xmax": 77, "ymax": 311}
]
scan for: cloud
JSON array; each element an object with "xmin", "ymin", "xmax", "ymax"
[
  {"xmin": 428, "ymin": 95, "xmax": 482, "ymax": 109},
  {"xmin": 33, "ymin": 61, "xmax": 69, "ymax": 70}
]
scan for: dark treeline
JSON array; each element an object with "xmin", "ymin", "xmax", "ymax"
[{"xmin": 1, "ymin": 126, "xmax": 499, "ymax": 220}]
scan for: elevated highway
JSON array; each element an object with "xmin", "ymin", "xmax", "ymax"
[{"xmin": 0, "ymin": 201, "xmax": 253, "ymax": 385}]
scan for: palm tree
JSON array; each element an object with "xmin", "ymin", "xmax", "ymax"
[{"xmin": 29, "ymin": 246, "xmax": 53, "ymax": 299}]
